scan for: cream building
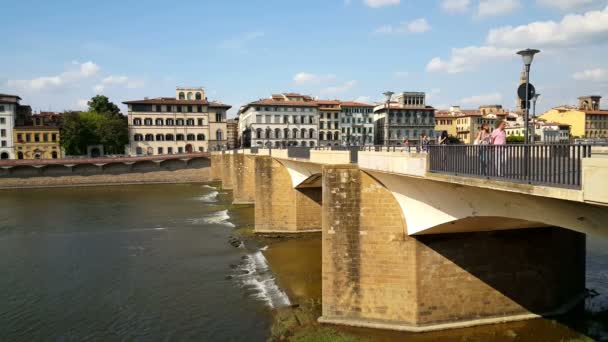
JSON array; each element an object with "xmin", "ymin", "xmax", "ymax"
[
  {"xmin": 237, "ymin": 93, "xmax": 318, "ymax": 148},
  {"xmin": 373, "ymin": 92, "xmax": 436, "ymax": 145},
  {"xmin": 124, "ymin": 87, "xmax": 230, "ymax": 155},
  {"xmin": 540, "ymin": 96, "xmax": 608, "ymax": 139},
  {"xmin": 317, "ymin": 100, "xmax": 341, "ymax": 146},
  {"xmin": 340, "ymin": 102, "xmax": 375, "ymax": 146},
  {"xmin": 0, "ymin": 94, "xmax": 22, "ymax": 159}
]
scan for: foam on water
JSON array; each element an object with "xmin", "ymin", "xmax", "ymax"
[
  {"xmin": 237, "ymin": 249, "xmax": 291, "ymax": 309},
  {"xmin": 188, "ymin": 210, "xmax": 235, "ymax": 227},
  {"xmin": 196, "ymin": 191, "xmax": 219, "ymax": 203},
  {"xmin": 201, "ymin": 185, "xmax": 217, "ymax": 190}
]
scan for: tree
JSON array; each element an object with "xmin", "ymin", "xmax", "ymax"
[
  {"xmin": 88, "ymin": 95, "xmax": 121, "ymax": 118},
  {"xmin": 507, "ymin": 135, "xmax": 525, "ymax": 143},
  {"xmin": 59, "ymin": 96, "xmax": 129, "ymax": 156}
]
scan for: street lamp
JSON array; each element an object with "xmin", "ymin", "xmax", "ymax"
[
  {"xmin": 517, "ymin": 48, "xmax": 540, "ymax": 145},
  {"xmin": 383, "ymin": 91, "xmax": 394, "ymax": 146},
  {"xmin": 531, "ymin": 93, "xmax": 541, "ymax": 143}
]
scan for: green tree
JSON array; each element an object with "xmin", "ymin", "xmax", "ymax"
[
  {"xmin": 507, "ymin": 135, "xmax": 525, "ymax": 143},
  {"xmin": 87, "ymin": 95, "xmax": 121, "ymax": 118},
  {"xmin": 59, "ymin": 96, "xmax": 129, "ymax": 156}
]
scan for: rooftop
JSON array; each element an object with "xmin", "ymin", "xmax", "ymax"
[{"xmin": 123, "ymin": 97, "xmax": 231, "ymax": 108}]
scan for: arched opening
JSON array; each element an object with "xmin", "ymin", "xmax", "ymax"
[
  {"xmin": 52, "ymin": 151, "xmax": 58, "ymax": 159},
  {"xmin": 187, "ymin": 92, "xmax": 193, "ymax": 100},
  {"xmin": 309, "ymin": 141, "xmax": 315, "ymax": 147},
  {"xmin": 187, "ymin": 134, "xmax": 195, "ymax": 141},
  {"xmin": 166, "ymin": 134, "xmax": 174, "ymax": 141},
  {"xmin": 284, "ymin": 128, "xmax": 290, "ymax": 139},
  {"xmin": 91, "ymin": 148, "xmax": 101, "ymax": 158},
  {"xmin": 0, "ymin": 152, "xmax": 8, "ymax": 160},
  {"xmin": 216, "ymin": 129, "xmax": 223, "ymax": 141},
  {"xmin": 195, "ymin": 92, "xmax": 202, "ymax": 100},
  {"xmin": 275, "ymin": 128, "xmax": 281, "ymax": 139},
  {"xmin": 17, "ymin": 152, "xmax": 24, "ymax": 159},
  {"xmin": 156, "ymin": 134, "xmax": 165, "ymax": 141},
  {"xmin": 155, "ymin": 118, "xmax": 164, "ymax": 126},
  {"xmin": 134, "ymin": 134, "xmax": 143, "ymax": 141},
  {"xmin": 301, "ymin": 128, "xmax": 307, "ymax": 139},
  {"xmin": 265, "ymin": 128, "xmax": 272, "ymax": 139},
  {"xmin": 145, "ymin": 134, "xmax": 154, "ymax": 141},
  {"xmin": 256, "ymin": 128, "xmax": 263, "ymax": 139},
  {"xmin": 147, "ymin": 147, "xmax": 153, "ymax": 155},
  {"xmin": 179, "ymin": 92, "xmax": 185, "ymax": 100},
  {"xmin": 197, "ymin": 134, "xmax": 206, "ymax": 141},
  {"xmin": 176, "ymin": 134, "xmax": 185, "ymax": 141},
  {"xmin": 309, "ymin": 129, "xmax": 315, "ymax": 139},
  {"xmin": 334, "ymin": 132, "xmax": 340, "ymax": 141},
  {"xmin": 292, "ymin": 128, "xmax": 298, "ymax": 139}
]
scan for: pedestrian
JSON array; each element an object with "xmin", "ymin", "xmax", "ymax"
[
  {"xmin": 474, "ymin": 123, "xmax": 491, "ymax": 175},
  {"xmin": 491, "ymin": 120, "xmax": 507, "ymax": 176},
  {"xmin": 438, "ymin": 131, "xmax": 448, "ymax": 145},
  {"xmin": 404, "ymin": 139, "xmax": 410, "ymax": 152}
]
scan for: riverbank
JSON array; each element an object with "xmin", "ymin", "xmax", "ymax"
[{"xmin": 0, "ymin": 168, "xmax": 211, "ymax": 189}]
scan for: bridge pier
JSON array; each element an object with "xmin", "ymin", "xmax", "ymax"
[
  {"xmin": 320, "ymin": 165, "xmax": 586, "ymax": 332},
  {"xmin": 254, "ymin": 156, "xmax": 321, "ymax": 233},
  {"xmin": 231, "ymin": 153, "xmax": 256, "ymax": 204}
]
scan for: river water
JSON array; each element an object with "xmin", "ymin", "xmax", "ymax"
[{"xmin": 1, "ymin": 183, "xmax": 607, "ymax": 341}]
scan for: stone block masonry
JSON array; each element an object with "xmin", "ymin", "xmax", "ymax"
[
  {"xmin": 254, "ymin": 156, "xmax": 321, "ymax": 233},
  {"xmin": 220, "ymin": 153, "xmax": 234, "ymax": 190},
  {"xmin": 231, "ymin": 154, "xmax": 256, "ymax": 204},
  {"xmin": 320, "ymin": 164, "xmax": 586, "ymax": 332}
]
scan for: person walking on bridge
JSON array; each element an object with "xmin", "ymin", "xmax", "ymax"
[
  {"xmin": 491, "ymin": 120, "xmax": 507, "ymax": 176},
  {"xmin": 475, "ymin": 124, "xmax": 491, "ymax": 175}
]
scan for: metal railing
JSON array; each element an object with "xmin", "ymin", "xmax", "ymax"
[{"xmin": 428, "ymin": 144, "xmax": 593, "ymax": 189}]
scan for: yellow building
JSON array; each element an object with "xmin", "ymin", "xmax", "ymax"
[
  {"xmin": 14, "ymin": 116, "xmax": 62, "ymax": 159},
  {"xmin": 455, "ymin": 112, "xmax": 499, "ymax": 144},
  {"xmin": 540, "ymin": 96, "xmax": 608, "ymax": 139},
  {"xmin": 434, "ymin": 111, "xmax": 458, "ymax": 137}
]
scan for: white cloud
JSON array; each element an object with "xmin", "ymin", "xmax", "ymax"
[
  {"xmin": 7, "ymin": 61, "xmax": 100, "ymax": 91},
  {"xmin": 426, "ymin": 46, "xmax": 515, "ymax": 74},
  {"xmin": 573, "ymin": 68, "xmax": 608, "ymax": 81},
  {"xmin": 293, "ymin": 72, "xmax": 336, "ymax": 85},
  {"xmin": 536, "ymin": 0, "xmax": 598, "ymax": 11},
  {"xmin": 218, "ymin": 31, "xmax": 264, "ymax": 50},
  {"xmin": 477, "ymin": 0, "xmax": 521, "ymax": 18},
  {"xmin": 440, "ymin": 0, "xmax": 470, "ymax": 13},
  {"xmin": 76, "ymin": 99, "xmax": 89, "ymax": 110},
  {"xmin": 93, "ymin": 75, "xmax": 144, "ymax": 93},
  {"xmin": 460, "ymin": 92, "xmax": 503, "ymax": 106},
  {"xmin": 321, "ymin": 80, "xmax": 358, "ymax": 94},
  {"xmin": 486, "ymin": 6, "xmax": 608, "ymax": 48},
  {"xmin": 374, "ymin": 18, "xmax": 431, "ymax": 34},
  {"xmin": 364, "ymin": 0, "xmax": 399, "ymax": 8},
  {"xmin": 354, "ymin": 96, "xmax": 372, "ymax": 103}
]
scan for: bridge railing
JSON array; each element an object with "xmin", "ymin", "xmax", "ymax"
[{"xmin": 427, "ymin": 144, "xmax": 594, "ymax": 189}]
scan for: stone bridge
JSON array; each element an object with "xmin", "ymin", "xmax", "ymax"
[{"xmin": 211, "ymin": 148, "xmax": 608, "ymax": 332}]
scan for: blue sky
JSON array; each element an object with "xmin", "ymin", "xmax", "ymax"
[{"xmin": 1, "ymin": 0, "xmax": 607, "ymax": 116}]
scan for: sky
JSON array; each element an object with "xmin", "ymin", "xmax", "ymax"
[{"xmin": 1, "ymin": 0, "xmax": 607, "ymax": 117}]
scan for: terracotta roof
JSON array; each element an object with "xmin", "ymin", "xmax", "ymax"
[
  {"xmin": 316, "ymin": 100, "xmax": 341, "ymax": 105},
  {"xmin": 340, "ymin": 101, "xmax": 374, "ymax": 107},
  {"xmin": 585, "ymin": 110, "xmax": 608, "ymax": 115},
  {"xmin": 122, "ymin": 97, "xmax": 231, "ymax": 108},
  {"xmin": 247, "ymin": 99, "xmax": 318, "ymax": 107},
  {"xmin": 376, "ymin": 104, "xmax": 435, "ymax": 111}
]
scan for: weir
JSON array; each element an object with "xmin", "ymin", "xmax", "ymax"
[{"xmin": 210, "ymin": 148, "xmax": 608, "ymax": 332}]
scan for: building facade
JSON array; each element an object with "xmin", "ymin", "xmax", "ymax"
[
  {"xmin": 14, "ymin": 115, "xmax": 62, "ymax": 159},
  {"xmin": 373, "ymin": 92, "xmax": 435, "ymax": 145},
  {"xmin": 238, "ymin": 93, "xmax": 318, "ymax": 148},
  {"xmin": 123, "ymin": 87, "xmax": 230, "ymax": 156},
  {"xmin": 340, "ymin": 102, "xmax": 374, "ymax": 146},
  {"xmin": 226, "ymin": 118, "xmax": 239, "ymax": 149},
  {"xmin": 0, "ymin": 94, "xmax": 22, "ymax": 159},
  {"xmin": 317, "ymin": 100, "xmax": 341, "ymax": 146},
  {"xmin": 540, "ymin": 96, "xmax": 607, "ymax": 139}
]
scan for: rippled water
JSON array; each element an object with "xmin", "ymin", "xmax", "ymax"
[{"xmin": 0, "ymin": 184, "xmax": 273, "ymax": 342}]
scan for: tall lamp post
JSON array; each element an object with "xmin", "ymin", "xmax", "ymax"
[
  {"xmin": 383, "ymin": 91, "xmax": 394, "ymax": 146},
  {"xmin": 531, "ymin": 93, "xmax": 541, "ymax": 143},
  {"xmin": 517, "ymin": 48, "xmax": 540, "ymax": 145}
]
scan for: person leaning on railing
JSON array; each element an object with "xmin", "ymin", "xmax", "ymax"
[
  {"xmin": 490, "ymin": 120, "xmax": 507, "ymax": 176},
  {"xmin": 474, "ymin": 124, "xmax": 491, "ymax": 175}
]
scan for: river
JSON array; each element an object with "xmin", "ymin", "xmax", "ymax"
[{"xmin": 0, "ymin": 183, "xmax": 607, "ymax": 341}]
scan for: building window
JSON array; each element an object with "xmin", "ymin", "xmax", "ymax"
[
  {"xmin": 133, "ymin": 118, "xmax": 142, "ymax": 125},
  {"xmin": 187, "ymin": 134, "xmax": 195, "ymax": 141},
  {"xmin": 196, "ymin": 93, "xmax": 202, "ymax": 100},
  {"xmin": 179, "ymin": 92, "xmax": 185, "ymax": 100},
  {"xmin": 198, "ymin": 119, "xmax": 204, "ymax": 126},
  {"xmin": 178, "ymin": 147, "xmax": 183, "ymax": 153},
  {"xmin": 168, "ymin": 147, "xmax": 173, "ymax": 154},
  {"xmin": 176, "ymin": 134, "xmax": 184, "ymax": 141},
  {"xmin": 0, "ymin": 129, "xmax": 4, "ymax": 137},
  {"xmin": 158, "ymin": 147, "xmax": 164, "ymax": 155},
  {"xmin": 187, "ymin": 119, "xmax": 194, "ymax": 126},
  {"xmin": 134, "ymin": 134, "xmax": 143, "ymax": 141},
  {"xmin": 177, "ymin": 106, "xmax": 182, "ymax": 113},
  {"xmin": 166, "ymin": 134, "xmax": 174, "ymax": 141},
  {"xmin": 144, "ymin": 118, "xmax": 153, "ymax": 125},
  {"xmin": 216, "ymin": 129, "xmax": 223, "ymax": 141},
  {"xmin": 136, "ymin": 147, "xmax": 143, "ymax": 155},
  {"xmin": 216, "ymin": 113, "xmax": 223, "ymax": 122},
  {"xmin": 197, "ymin": 105, "xmax": 203, "ymax": 112},
  {"xmin": 156, "ymin": 134, "xmax": 164, "ymax": 141},
  {"xmin": 188, "ymin": 105, "xmax": 193, "ymax": 112},
  {"xmin": 34, "ymin": 134, "xmax": 40, "ymax": 142},
  {"xmin": 0, "ymin": 106, "xmax": 4, "ymax": 113},
  {"xmin": 166, "ymin": 119, "xmax": 174, "ymax": 125},
  {"xmin": 176, "ymin": 119, "xmax": 184, "ymax": 126},
  {"xmin": 1, "ymin": 141, "xmax": 5, "ymax": 147},
  {"xmin": 156, "ymin": 118, "xmax": 164, "ymax": 126},
  {"xmin": 197, "ymin": 134, "xmax": 206, "ymax": 141}
]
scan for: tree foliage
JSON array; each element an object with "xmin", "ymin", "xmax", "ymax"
[
  {"xmin": 507, "ymin": 135, "xmax": 525, "ymax": 143},
  {"xmin": 60, "ymin": 96, "xmax": 128, "ymax": 155}
]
